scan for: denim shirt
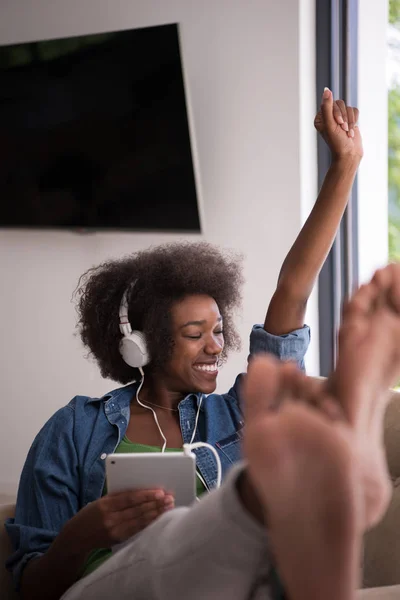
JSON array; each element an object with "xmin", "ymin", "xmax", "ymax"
[{"xmin": 5, "ymin": 323, "xmax": 310, "ymax": 590}]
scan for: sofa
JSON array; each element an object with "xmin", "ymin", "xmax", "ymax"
[{"xmin": 1, "ymin": 390, "xmax": 400, "ymax": 599}]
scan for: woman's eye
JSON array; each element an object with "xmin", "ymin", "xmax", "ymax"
[
  {"xmin": 186, "ymin": 334, "xmax": 201, "ymax": 339},
  {"xmin": 215, "ymin": 330, "xmax": 224, "ymax": 336}
]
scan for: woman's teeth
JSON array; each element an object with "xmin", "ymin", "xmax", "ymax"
[{"xmin": 193, "ymin": 364, "xmax": 217, "ymax": 373}]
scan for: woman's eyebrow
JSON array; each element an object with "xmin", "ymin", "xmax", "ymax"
[{"xmin": 180, "ymin": 316, "xmax": 222, "ymax": 329}]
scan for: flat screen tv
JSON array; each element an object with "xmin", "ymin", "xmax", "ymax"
[{"xmin": 0, "ymin": 24, "xmax": 201, "ymax": 232}]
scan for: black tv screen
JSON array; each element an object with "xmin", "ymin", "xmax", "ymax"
[{"xmin": 0, "ymin": 24, "xmax": 201, "ymax": 232}]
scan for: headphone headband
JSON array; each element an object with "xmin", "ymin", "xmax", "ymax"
[
  {"xmin": 118, "ymin": 279, "xmax": 150, "ymax": 369},
  {"xmin": 119, "ymin": 280, "xmax": 137, "ymax": 335}
]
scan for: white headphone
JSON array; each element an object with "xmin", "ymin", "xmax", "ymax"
[{"xmin": 119, "ymin": 281, "xmax": 150, "ymax": 368}]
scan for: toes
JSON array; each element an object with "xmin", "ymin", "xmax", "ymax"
[
  {"xmin": 343, "ymin": 264, "xmax": 400, "ymax": 323},
  {"xmin": 339, "ymin": 281, "xmax": 380, "ymax": 351},
  {"xmin": 387, "ymin": 264, "xmax": 400, "ymax": 313},
  {"xmin": 318, "ymin": 394, "xmax": 345, "ymax": 421},
  {"xmin": 296, "ymin": 376, "xmax": 345, "ymax": 421},
  {"xmin": 338, "ymin": 316, "xmax": 369, "ymax": 351},
  {"xmin": 245, "ymin": 359, "xmax": 344, "ymax": 433},
  {"xmin": 295, "ymin": 374, "xmax": 324, "ymax": 400},
  {"xmin": 372, "ymin": 264, "xmax": 400, "ymax": 313},
  {"xmin": 342, "ymin": 282, "xmax": 379, "ymax": 320},
  {"xmin": 244, "ymin": 355, "xmax": 282, "ymax": 421},
  {"xmin": 372, "ymin": 264, "xmax": 396, "ymax": 291},
  {"xmin": 244, "ymin": 356, "xmax": 299, "ymax": 421}
]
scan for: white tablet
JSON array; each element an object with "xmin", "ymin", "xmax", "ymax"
[{"xmin": 105, "ymin": 452, "xmax": 197, "ymax": 507}]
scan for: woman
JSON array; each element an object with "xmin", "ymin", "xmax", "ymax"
[{"xmin": 5, "ymin": 88, "xmax": 363, "ymax": 599}]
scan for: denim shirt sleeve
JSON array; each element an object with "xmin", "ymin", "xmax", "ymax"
[
  {"xmin": 4, "ymin": 404, "xmax": 79, "ymax": 591},
  {"xmin": 249, "ymin": 323, "xmax": 310, "ymax": 371}
]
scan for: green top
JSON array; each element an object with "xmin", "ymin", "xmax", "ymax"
[{"xmin": 81, "ymin": 437, "xmax": 207, "ymax": 578}]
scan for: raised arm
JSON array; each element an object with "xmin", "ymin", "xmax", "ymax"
[{"xmin": 264, "ymin": 88, "xmax": 363, "ymax": 335}]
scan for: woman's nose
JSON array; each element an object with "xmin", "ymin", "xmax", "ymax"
[{"xmin": 205, "ymin": 336, "xmax": 223, "ymax": 355}]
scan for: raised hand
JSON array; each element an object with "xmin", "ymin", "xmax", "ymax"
[{"xmin": 314, "ymin": 87, "xmax": 363, "ymax": 161}]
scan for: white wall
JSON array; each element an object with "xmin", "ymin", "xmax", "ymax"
[
  {"xmin": 357, "ymin": 0, "xmax": 389, "ymax": 283},
  {"xmin": 0, "ymin": 0, "xmax": 318, "ymax": 493},
  {"xmin": 299, "ymin": 0, "xmax": 319, "ymax": 375}
]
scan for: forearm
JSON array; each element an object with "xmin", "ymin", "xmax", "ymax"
[
  {"xmin": 20, "ymin": 528, "xmax": 90, "ymax": 600},
  {"xmin": 279, "ymin": 155, "xmax": 359, "ymax": 293},
  {"xmin": 265, "ymin": 155, "xmax": 359, "ymax": 334}
]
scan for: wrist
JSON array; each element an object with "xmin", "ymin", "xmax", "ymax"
[
  {"xmin": 330, "ymin": 152, "xmax": 361, "ymax": 170},
  {"xmin": 236, "ymin": 469, "xmax": 266, "ymax": 525},
  {"xmin": 56, "ymin": 519, "xmax": 93, "ymax": 559}
]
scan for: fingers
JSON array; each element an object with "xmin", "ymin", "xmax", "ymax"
[
  {"xmin": 320, "ymin": 88, "xmax": 359, "ymax": 139},
  {"xmin": 320, "ymin": 87, "xmax": 336, "ymax": 130},
  {"xmin": 353, "ymin": 107, "xmax": 359, "ymax": 127},
  {"xmin": 346, "ymin": 106, "xmax": 356, "ymax": 138},
  {"xmin": 336, "ymin": 99, "xmax": 349, "ymax": 132},
  {"xmin": 332, "ymin": 101, "xmax": 345, "ymax": 127},
  {"xmin": 342, "ymin": 103, "xmax": 358, "ymax": 137},
  {"xmin": 112, "ymin": 507, "xmax": 165, "ymax": 541},
  {"xmin": 105, "ymin": 488, "xmax": 167, "ymax": 511},
  {"xmin": 103, "ymin": 491, "xmax": 175, "ymax": 541},
  {"xmin": 118, "ymin": 494, "xmax": 174, "ymax": 525}
]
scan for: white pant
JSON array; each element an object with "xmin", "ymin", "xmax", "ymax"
[
  {"xmin": 62, "ymin": 465, "xmax": 273, "ymax": 600},
  {"xmin": 62, "ymin": 464, "xmax": 399, "ymax": 600}
]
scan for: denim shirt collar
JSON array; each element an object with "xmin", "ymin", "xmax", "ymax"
[{"xmin": 87, "ymin": 381, "xmax": 205, "ymax": 412}]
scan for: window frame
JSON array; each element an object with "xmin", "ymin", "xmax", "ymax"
[{"xmin": 316, "ymin": 0, "xmax": 359, "ymax": 375}]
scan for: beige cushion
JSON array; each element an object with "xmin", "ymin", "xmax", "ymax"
[
  {"xmin": 362, "ymin": 391, "xmax": 400, "ymax": 588},
  {"xmin": 358, "ymin": 586, "xmax": 400, "ymax": 599},
  {"xmin": 310, "ymin": 381, "xmax": 400, "ymax": 588},
  {"xmin": 0, "ymin": 503, "xmax": 18, "ymax": 600},
  {"xmin": 382, "ymin": 391, "xmax": 400, "ymax": 480}
]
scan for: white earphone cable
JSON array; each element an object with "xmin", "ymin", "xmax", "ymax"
[
  {"xmin": 135, "ymin": 370, "xmax": 221, "ymax": 488},
  {"xmin": 136, "ymin": 368, "xmax": 167, "ymax": 453},
  {"xmin": 189, "ymin": 396, "xmax": 202, "ymax": 445},
  {"xmin": 183, "ymin": 442, "xmax": 222, "ymax": 489}
]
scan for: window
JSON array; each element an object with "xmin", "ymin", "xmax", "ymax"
[
  {"xmin": 388, "ymin": 0, "xmax": 400, "ymax": 262},
  {"xmin": 316, "ymin": 0, "xmax": 359, "ymax": 375}
]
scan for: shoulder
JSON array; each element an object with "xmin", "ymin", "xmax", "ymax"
[
  {"xmin": 37, "ymin": 394, "xmax": 101, "ymax": 431},
  {"xmin": 203, "ymin": 380, "xmax": 244, "ymax": 421},
  {"xmin": 30, "ymin": 387, "xmax": 121, "ymax": 452}
]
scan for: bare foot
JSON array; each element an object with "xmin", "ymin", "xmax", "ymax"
[
  {"xmin": 241, "ymin": 266, "xmax": 400, "ymax": 600},
  {"xmin": 243, "ymin": 357, "xmax": 363, "ymax": 600},
  {"xmin": 328, "ymin": 264, "xmax": 400, "ymax": 525}
]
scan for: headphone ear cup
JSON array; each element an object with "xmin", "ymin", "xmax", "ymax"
[{"xmin": 119, "ymin": 331, "xmax": 149, "ymax": 368}]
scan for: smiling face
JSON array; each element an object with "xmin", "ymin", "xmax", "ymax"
[{"xmin": 161, "ymin": 294, "xmax": 224, "ymax": 395}]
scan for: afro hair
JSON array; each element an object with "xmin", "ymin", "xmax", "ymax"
[{"xmin": 74, "ymin": 241, "xmax": 244, "ymax": 384}]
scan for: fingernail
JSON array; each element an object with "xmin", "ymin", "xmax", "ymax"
[
  {"xmin": 349, "ymin": 128, "xmax": 355, "ymax": 138},
  {"xmin": 154, "ymin": 491, "xmax": 164, "ymax": 500},
  {"xmin": 336, "ymin": 115, "xmax": 344, "ymax": 124},
  {"xmin": 341, "ymin": 122, "xmax": 349, "ymax": 132},
  {"xmin": 323, "ymin": 86, "xmax": 331, "ymax": 99}
]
